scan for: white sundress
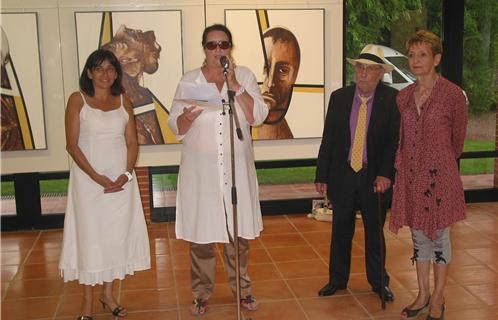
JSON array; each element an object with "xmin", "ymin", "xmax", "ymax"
[{"xmin": 59, "ymin": 93, "xmax": 150, "ymax": 285}]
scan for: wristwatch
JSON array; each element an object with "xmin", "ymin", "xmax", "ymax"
[
  {"xmin": 124, "ymin": 171, "xmax": 133, "ymax": 182},
  {"xmin": 235, "ymin": 85, "xmax": 246, "ymax": 96}
]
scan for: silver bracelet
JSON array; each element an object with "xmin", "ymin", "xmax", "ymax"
[
  {"xmin": 124, "ymin": 171, "xmax": 133, "ymax": 182},
  {"xmin": 235, "ymin": 85, "xmax": 246, "ymax": 96}
]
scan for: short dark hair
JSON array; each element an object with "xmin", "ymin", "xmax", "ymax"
[
  {"xmin": 79, "ymin": 49, "xmax": 124, "ymax": 96},
  {"xmin": 264, "ymin": 27, "xmax": 301, "ymax": 67},
  {"xmin": 202, "ymin": 24, "xmax": 233, "ymax": 48}
]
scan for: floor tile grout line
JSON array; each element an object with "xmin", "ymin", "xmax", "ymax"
[
  {"xmin": 461, "ymin": 219, "xmax": 498, "ymax": 244},
  {"xmin": 52, "ymin": 229, "xmax": 77, "ymax": 319},
  {"xmin": 452, "ymin": 281, "xmax": 493, "ymax": 310},
  {"xmin": 2, "ymin": 231, "xmax": 43, "ymax": 302},
  {"xmin": 258, "ymin": 215, "xmax": 311, "ymax": 320},
  {"xmin": 286, "ymin": 215, "xmax": 379, "ymax": 319},
  {"xmin": 1, "ymin": 205, "xmax": 496, "ymax": 319},
  {"xmin": 166, "ymin": 223, "xmax": 184, "ymax": 320}
]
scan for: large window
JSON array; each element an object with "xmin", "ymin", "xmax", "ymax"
[
  {"xmin": 39, "ymin": 178, "xmax": 68, "ymax": 215},
  {"xmin": 1, "ymin": 179, "xmax": 16, "ymax": 216},
  {"xmin": 461, "ymin": 0, "xmax": 497, "ymax": 189},
  {"xmin": 344, "ymin": 0, "xmax": 442, "ymax": 85},
  {"xmin": 345, "ymin": 0, "xmax": 497, "ymax": 191}
]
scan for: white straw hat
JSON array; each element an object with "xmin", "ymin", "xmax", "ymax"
[{"xmin": 346, "ymin": 44, "xmax": 394, "ymax": 73}]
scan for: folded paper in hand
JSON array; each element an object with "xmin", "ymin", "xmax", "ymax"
[{"xmin": 173, "ymin": 82, "xmax": 223, "ymax": 110}]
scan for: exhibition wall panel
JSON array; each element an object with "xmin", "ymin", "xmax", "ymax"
[{"xmin": 1, "ymin": 0, "xmax": 343, "ymax": 174}]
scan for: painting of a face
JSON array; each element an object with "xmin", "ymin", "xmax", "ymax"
[
  {"xmin": 76, "ymin": 10, "xmax": 184, "ymax": 145},
  {"xmin": 261, "ymin": 29, "xmax": 300, "ymax": 124},
  {"xmin": 142, "ymin": 30, "xmax": 161, "ymax": 73},
  {"xmin": 225, "ymin": 9, "xmax": 326, "ymax": 140},
  {"xmin": 104, "ymin": 25, "xmax": 161, "ymax": 78}
]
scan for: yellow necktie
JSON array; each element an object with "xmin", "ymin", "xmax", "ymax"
[{"xmin": 350, "ymin": 95, "xmax": 370, "ymax": 172}]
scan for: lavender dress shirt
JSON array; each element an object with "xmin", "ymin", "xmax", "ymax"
[{"xmin": 348, "ymin": 88, "xmax": 375, "ymax": 163}]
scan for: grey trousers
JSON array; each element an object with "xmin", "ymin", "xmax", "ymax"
[
  {"xmin": 189, "ymin": 238, "xmax": 252, "ymax": 300},
  {"xmin": 411, "ymin": 227, "xmax": 452, "ymax": 264}
]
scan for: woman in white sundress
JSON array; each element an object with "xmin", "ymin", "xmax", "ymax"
[{"xmin": 59, "ymin": 49, "xmax": 150, "ymax": 320}]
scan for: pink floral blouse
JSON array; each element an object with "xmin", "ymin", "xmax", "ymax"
[{"xmin": 389, "ymin": 77, "xmax": 468, "ymax": 240}]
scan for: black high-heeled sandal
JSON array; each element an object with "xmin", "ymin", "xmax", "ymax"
[
  {"xmin": 99, "ymin": 298, "xmax": 127, "ymax": 317},
  {"xmin": 426, "ymin": 303, "xmax": 445, "ymax": 320},
  {"xmin": 401, "ymin": 298, "xmax": 430, "ymax": 318}
]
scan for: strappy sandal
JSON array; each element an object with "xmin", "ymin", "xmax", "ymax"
[
  {"xmin": 240, "ymin": 295, "xmax": 259, "ymax": 311},
  {"xmin": 426, "ymin": 301, "xmax": 445, "ymax": 320},
  {"xmin": 99, "ymin": 298, "xmax": 127, "ymax": 317},
  {"xmin": 191, "ymin": 298, "xmax": 207, "ymax": 316}
]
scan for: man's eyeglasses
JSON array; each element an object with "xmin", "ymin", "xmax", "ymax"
[{"xmin": 204, "ymin": 41, "xmax": 231, "ymax": 50}]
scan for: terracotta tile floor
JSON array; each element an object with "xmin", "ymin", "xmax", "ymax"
[{"xmin": 1, "ymin": 202, "xmax": 496, "ymax": 320}]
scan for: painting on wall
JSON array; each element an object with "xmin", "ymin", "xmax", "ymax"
[
  {"xmin": 1, "ymin": 13, "xmax": 47, "ymax": 151},
  {"xmin": 226, "ymin": 9, "xmax": 325, "ymax": 140},
  {"xmin": 75, "ymin": 10, "xmax": 183, "ymax": 145}
]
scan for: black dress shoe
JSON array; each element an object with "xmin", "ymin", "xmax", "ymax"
[
  {"xmin": 373, "ymin": 286, "xmax": 395, "ymax": 302},
  {"xmin": 318, "ymin": 283, "xmax": 347, "ymax": 297}
]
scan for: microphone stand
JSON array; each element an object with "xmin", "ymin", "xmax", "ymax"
[{"xmin": 222, "ymin": 67, "xmax": 248, "ymax": 320}]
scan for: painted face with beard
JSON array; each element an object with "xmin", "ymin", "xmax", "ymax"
[{"xmin": 261, "ymin": 27, "xmax": 300, "ymax": 125}]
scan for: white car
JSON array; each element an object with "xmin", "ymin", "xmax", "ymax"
[{"xmin": 378, "ymin": 45, "xmax": 416, "ymax": 90}]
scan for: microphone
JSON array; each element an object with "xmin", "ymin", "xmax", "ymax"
[{"xmin": 220, "ymin": 56, "xmax": 229, "ymax": 74}]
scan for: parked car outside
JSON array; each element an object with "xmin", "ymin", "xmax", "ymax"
[{"xmin": 378, "ymin": 45, "xmax": 416, "ymax": 90}]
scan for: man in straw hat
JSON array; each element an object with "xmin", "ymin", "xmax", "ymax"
[{"xmin": 315, "ymin": 44, "xmax": 399, "ymax": 301}]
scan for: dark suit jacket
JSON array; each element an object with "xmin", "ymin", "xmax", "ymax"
[{"xmin": 315, "ymin": 82, "xmax": 400, "ymax": 203}]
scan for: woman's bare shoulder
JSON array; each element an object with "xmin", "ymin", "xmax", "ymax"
[{"xmin": 66, "ymin": 91, "xmax": 85, "ymax": 111}]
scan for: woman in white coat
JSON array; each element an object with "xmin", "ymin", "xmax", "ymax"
[{"xmin": 168, "ymin": 24, "xmax": 268, "ymax": 316}]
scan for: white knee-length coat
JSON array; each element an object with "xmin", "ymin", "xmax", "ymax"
[{"xmin": 168, "ymin": 66, "xmax": 268, "ymax": 243}]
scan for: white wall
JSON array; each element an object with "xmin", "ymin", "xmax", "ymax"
[{"xmin": 1, "ymin": 0, "xmax": 343, "ymax": 174}]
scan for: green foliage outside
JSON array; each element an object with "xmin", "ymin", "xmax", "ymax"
[
  {"xmin": 462, "ymin": 1, "xmax": 498, "ymax": 114},
  {"xmin": 1, "ymin": 152, "xmax": 493, "ymax": 198},
  {"xmin": 461, "ymin": 140, "xmax": 496, "ymax": 174},
  {"xmin": 345, "ymin": 0, "xmax": 497, "ymax": 114},
  {"xmin": 1, "ymin": 181, "xmax": 14, "ymax": 197},
  {"xmin": 39, "ymin": 179, "xmax": 69, "ymax": 194},
  {"xmin": 152, "ymin": 173, "xmax": 178, "ymax": 191},
  {"xmin": 149, "ymin": 167, "xmax": 317, "ymax": 192},
  {"xmin": 1, "ymin": 179, "xmax": 69, "ymax": 197},
  {"xmin": 256, "ymin": 167, "xmax": 315, "ymax": 185},
  {"xmin": 464, "ymin": 140, "xmax": 496, "ymax": 152}
]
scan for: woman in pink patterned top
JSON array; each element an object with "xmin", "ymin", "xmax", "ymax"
[{"xmin": 389, "ymin": 30, "xmax": 468, "ymax": 320}]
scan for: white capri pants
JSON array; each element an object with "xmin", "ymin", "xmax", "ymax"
[{"xmin": 411, "ymin": 227, "xmax": 451, "ymax": 265}]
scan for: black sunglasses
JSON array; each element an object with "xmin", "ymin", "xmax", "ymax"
[{"xmin": 204, "ymin": 41, "xmax": 231, "ymax": 50}]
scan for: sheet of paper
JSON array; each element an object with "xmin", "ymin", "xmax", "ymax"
[
  {"xmin": 178, "ymin": 82, "xmax": 220, "ymax": 100},
  {"xmin": 174, "ymin": 82, "xmax": 224, "ymax": 109},
  {"xmin": 174, "ymin": 99, "xmax": 223, "ymax": 109}
]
